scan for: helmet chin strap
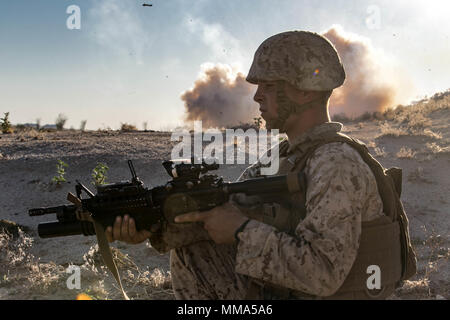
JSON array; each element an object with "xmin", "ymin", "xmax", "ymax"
[{"xmin": 269, "ymin": 82, "xmax": 323, "ymax": 133}]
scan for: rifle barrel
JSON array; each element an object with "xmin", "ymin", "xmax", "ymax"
[{"xmin": 28, "ymin": 206, "xmax": 68, "ymax": 216}]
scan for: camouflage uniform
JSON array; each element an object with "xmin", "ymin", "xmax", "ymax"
[{"xmin": 168, "ymin": 122, "xmax": 385, "ymax": 299}]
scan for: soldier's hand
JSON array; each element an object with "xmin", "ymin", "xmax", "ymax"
[
  {"xmin": 105, "ymin": 215, "xmax": 152, "ymax": 244},
  {"xmin": 174, "ymin": 202, "xmax": 248, "ymax": 244}
]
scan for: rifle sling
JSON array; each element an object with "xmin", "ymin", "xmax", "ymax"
[{"xmin": 92, "ymin": 220, "xmax": 130, "ymax": 300}]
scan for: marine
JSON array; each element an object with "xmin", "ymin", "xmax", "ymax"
[{"xmin": 106, "ymin": 31, "xmax": 416, "ymax": 299}]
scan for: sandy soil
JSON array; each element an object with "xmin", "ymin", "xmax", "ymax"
[{"xmin": 0, "ymin": 109, "xmax": 448, "ymax": 300}]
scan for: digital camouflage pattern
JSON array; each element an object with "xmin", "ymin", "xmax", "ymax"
[
  {"xmin": 246, "ymin": 31, "xmax": 346, "ymax": 91},
  {"xmin": 165, "ymin": 122, "xmax": 386, "ymax": 299}
]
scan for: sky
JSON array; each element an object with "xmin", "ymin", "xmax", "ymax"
[{"xmin": 0, "ymin": 0, "xmax": 449, "ymax": 130}]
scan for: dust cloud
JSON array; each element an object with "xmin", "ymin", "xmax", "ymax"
[
  {"xmin": 181, "ymin": 63, "xmax": 259, "ymax": 128},
  {"xmin": 323, "ymin": 26, "xmax": 410, "ymax": 118},
  {"xmin": 183, "ymin": 27, "xmax": 412, "ymax": 125}
]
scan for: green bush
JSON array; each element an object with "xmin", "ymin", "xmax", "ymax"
[
  {"xmin": 52, "ymin": 160, "xmax": 68, "ymax": 185},
  {"xmin": 92, "ymin": 162, "xmax": 109, "ymax": 186},
  {"xmin": 1, "ymin": 112, "xmax": 13, "ymax": 134}
]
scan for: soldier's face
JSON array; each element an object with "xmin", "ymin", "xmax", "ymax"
[{"xmin": 253, "ymin": 81, "xmax": 279, "ymax": 129}]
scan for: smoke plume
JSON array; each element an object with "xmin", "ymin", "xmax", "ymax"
[
  {"xmin": 323, "ymin": 26, "xmax": 410, "ymax": 118},
  {"xmin": 182, "ymin": 26, "xmax": 413, "ymax": 126},
  {"xmin": 181, "ymin": 63, "xmax": 259, "ymax": 128}
]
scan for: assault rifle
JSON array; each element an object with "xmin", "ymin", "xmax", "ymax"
[
  {"xmin": 29, "ymin": 159, "xmax": 304, "ymax": 238},
  {"xmin": 28, "ymin": 159, "xmax": 305, "ymax": 299}
]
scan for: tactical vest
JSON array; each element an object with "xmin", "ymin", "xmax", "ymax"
[{"xmin": 245, "ymin": 131, "xmax": 417, "ymax": 300}]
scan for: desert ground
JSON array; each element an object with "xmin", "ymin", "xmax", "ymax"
[{"xmin": 0, "ymin": 92, "xmax": 449, "ymax": 300}]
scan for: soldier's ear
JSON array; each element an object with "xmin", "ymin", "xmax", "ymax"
[
  {"xmin": 298, "ymin": 90, "xmax": 320, "ymax": 104},
  {"xmin": 284, "ymin": 82, "xmax": 307, "ymax": 103}
]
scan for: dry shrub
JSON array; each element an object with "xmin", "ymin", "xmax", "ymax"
[
  {"xmin": 0, "ymin": 226, "xmax": 173, "ymax": 300},
  {"xmin": 403, "ymin": 113, "xmax": 432, "ymax": 130},
  {"xmin": 373, "ymin": 147, "xmax": 387, "ymax": 158},
  {"xmin": 407, "ymin": 167, "xmax": 432, "ymax": 184},
  {"xmin": 374, "ymin": 90, "xmax": 450, "ymax": 142},
  {"xmin": 422, "ymin": 129, "xmax": 442, "ymax": 140},
  {"xmin": 367, "ymin": 141, "xmax": 388, "ymax": 159},
  {"xmin": 382, "ymin": 107, "xmax": 396, "ymax": 121},
  {"xmin": 396, "ymin": 147, "xmax": 416, "ymax": 159},
  {"xmin": 123, "ymin": 268, "xmax": 173, "ymax": 300},
  {"xmin": 389, "ymin": 90, "xmax": 449, "ymax": 127},
  {"xmin": 332, "ymin": 89, "xmax": 449, "ymax": 126},
  {"xmin": 392, "ymin": 226, "xmax": 450, "ymax": 300},
  {"xmin": 120, "ymin": 123, "xmax": 138, "ymax": 132},
  {"xmin": 82, "ymin": 245, "xmax": 173, "ymax": 300},
  {"xmin": 426, "ymin": 142, "xmax": 450, "ymax": 154},
  {"xmin": 16, "ymin": 127, "xmax": 45, "ymax": 141},
  {"xmin": 393, "ymin": 279, "xmax": 433, "ymax": 299},
  {"xmin": 366, "ymin": 141, "xmax": 377, "ymax": 149},
  {"xmin": 378, "ymin": 122, "xmax": 409, "ymax": 138},
  {"xmin": 332, "ymin": 113, "xmax": 352, "ymax": 123},
  {"xmin": 377, "ymin": 120, "xmax": 443, "ymax": 140},
  {"xmin": 0, "ymin": 228, "xmax": 67, "ymax": 298},
  {"xmin": 55, "ymin": 114, "xmax": 68, "ymax": 130},
  {"xmin": 80, "ymin": 120, "xmax": 87, "ymax": 132},
  {"xmin": 332, "ymin": 111, "xmax": 386, "ymax": 123},
  {"xmin": 0, "ymin": 228, "xmax": 33, "ymax": 267}
]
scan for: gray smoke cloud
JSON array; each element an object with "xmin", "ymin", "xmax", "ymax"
[
  {"xmin": 323, "ymin": 26, "xmax": 411, "ymax": 118},
  {"xmin": 181, "ymin": 63, "xmax": 259, "ymax": 128},
  {"xmin": 183, "ymin": 26, "xmax": 412, "ymax": 126}
]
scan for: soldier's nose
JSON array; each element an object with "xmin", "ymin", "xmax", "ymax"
[{"xmin": 254, "ymin": 88, "xmax": 264, "ymax": 103}]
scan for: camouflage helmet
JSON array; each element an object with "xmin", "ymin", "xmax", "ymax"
[{"xmin": 246, "ymin": 31, "xmax": 345, "ymax": 91}]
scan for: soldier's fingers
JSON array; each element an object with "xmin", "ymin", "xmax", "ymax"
[
  {"xmin": 174, "ymin": 211, "xmax": 211, "ymax": 223},
  {"xmin": 113, "ymin": 216, "xmax": 122, "ymax": 240},
  {"xmin": 128, "ymin": 217, "xmax": 137, "ymax": 239},
  {"xmin": 121, "ymin": 215, "xmax": 131, "ymax": 241},
  {"xmin": 106, "ymin": 226, "xmax": 114, "ymax": 243}
]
